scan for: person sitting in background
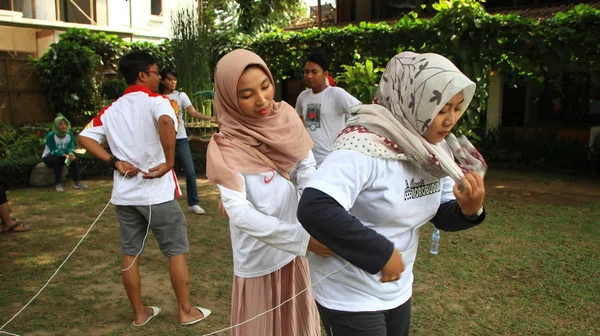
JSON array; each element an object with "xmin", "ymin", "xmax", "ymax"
[
  {"xmin": 159, "ymin": 68, "xmax": 215, "ymax": 215},
  {"xmin": 0, "ymin": 186, "xmax": 29, "ymax": 234},
  {"xmin": 42, "ymin": 114, "xmax": 87, "ymax": 192}
]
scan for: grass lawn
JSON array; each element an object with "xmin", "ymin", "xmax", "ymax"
[{"xmin": 1, "ymin": 169, "xmax": 599, "ymax": 335}]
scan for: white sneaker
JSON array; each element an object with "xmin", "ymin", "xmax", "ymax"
[
  {"xmin": 188, "ymin": 205, "xmax": 206, "ymax": 215},
  {"xmin": 74, "ymin": 181, "xmax": 88, "ymax": 189},
  {"xmin": 56, "ymin": 184, "xmax": 64, "ymax": 192}
]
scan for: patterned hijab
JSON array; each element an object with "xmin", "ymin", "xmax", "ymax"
[
  {"xmin": 206, "ymin": 49, "xmax": 313, "ymax": 192},
  {"xmin": 333, "ymin": 52, "xmax": 486, "ymax": 183},
  {"xmin": 52, "ymin": 113, "xmax": 71, "ymax": 138}
]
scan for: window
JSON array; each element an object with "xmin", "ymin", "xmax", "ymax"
[
  {"xmin": 538, "ymin": 72, "xmax": 600, "ymax": 123},
  {"xmin": 151, "ymin": 0, "xmax": 161, "ymax": 16}
]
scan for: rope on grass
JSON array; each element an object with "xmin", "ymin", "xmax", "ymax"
[
  {"xmin": 0, "ymin": 172, "xmax": 130, "ymax": 336},
  {"xmin": 199, "ymin": 262, "xmax": 350, "ymax": 336},
  {"xmin": 0, "ymin": 171, "xmax": 352, "ymax": 336}
]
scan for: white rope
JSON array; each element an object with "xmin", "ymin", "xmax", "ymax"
[
  {"xmin": 0, "ymin": 172, "xmax": 129, "ymax": 334},
  {"xmin": 0, "ymin": 170, "xmax": 351, "ymax": 336},
  {"xmin": 199, "ymin": 262, "xmax": 350, "ymax": 336}
]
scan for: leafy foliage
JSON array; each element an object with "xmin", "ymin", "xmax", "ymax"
[
  {"xmin": 170, "ymin": 6, "xmax": 213, "ymax": 95},
  {"xmin": 0, "ymin": 122, "xmax": 46, "ymax": 159},
  {"xmin": 202, "ymin": 0, "xmax": 306, "ymax": 34},
  {"xmin": 100, "ymin": 79, "xmax": 127, "ymax": 101},
  {"xmin": 32, "ymin": 29, "xmax": 174, "ymax": 126},
  {"xmin": 232, "ymin": 1, "xmax": 600, "ymax": 140},
  {"xmin": 335, "ymin": 57, "xmax": 384, "ymax": 104},
  {"xmin": 32, "ymin": 39, "xmax": 101, "ymax": 125}
]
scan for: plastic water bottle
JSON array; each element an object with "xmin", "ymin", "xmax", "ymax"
[{"xmin": 430, "ymin": 228, "xmax": 440, "ymax": 255}]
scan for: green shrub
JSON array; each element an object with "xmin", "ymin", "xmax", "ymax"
[
  {"xmin": 0, "ymin": 156, "xmax": 40, "ymax": 187},
  {"xmin": 100, "ymin": 79, "xmax": 127, "ymax": 101},
  {"xmin": 479, "ymin": 127, "xmax": 591, "ymax": 171},
  {"xmin": 335, "ymin": 58, "xmax": 384, "ymax": 104}
]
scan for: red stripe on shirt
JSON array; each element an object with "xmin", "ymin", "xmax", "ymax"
[
  {"xmin": 171, "ymin": 169, "xmax": 181, "ymax": 198},
  {"xmin": 89, "ymin": 100, "xmax": 115, "ymax": 128}
]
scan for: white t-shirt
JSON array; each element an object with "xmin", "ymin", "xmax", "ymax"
[
  {"xmin": 305, "ymin": 149, "xmax": 456, "ymax": 312},
  {"xmin": 166, "ymin": 90, "xmax": 192, "ymax": 139},
  {"xmin": 295, "ymin": 87, "xmax": 360, "ymax": 166},
  {"xmin": 80, "ymin": 85, "xmax": 181, "ymax": 206},
  {"xmin": 218, "ymin": 151, "xmax": 316, "ymax": 278}
]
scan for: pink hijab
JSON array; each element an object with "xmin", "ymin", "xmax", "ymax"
[{"xmin": 206, "ymin": 49, "xmax": 313, "ymax": 191}]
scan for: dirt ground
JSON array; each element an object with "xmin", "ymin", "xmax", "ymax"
[{"xmin": 485, "ymin": 169, "xmax": 600, "ymax": 206}]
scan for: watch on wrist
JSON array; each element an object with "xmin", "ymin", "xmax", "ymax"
[{"xmin": 108, "ymin": 155, "xmax": 120, "ymax": 170}]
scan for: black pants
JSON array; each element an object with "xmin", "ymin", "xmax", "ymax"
[
  {"xmin": 42, "ymin": 155, "xmax": 81, "ymax": 184},
  {"xmin": 317, "ymin": 298, "xmax": 411, "ymax": 336},
  {"xmin": 0, "ymin": 186, "xmax": 7, "ymax": 205}
]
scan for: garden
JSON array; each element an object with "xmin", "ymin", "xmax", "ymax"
[{"xmin": 1, "ymin": 1, "xmax": 600, "ymax": 335}]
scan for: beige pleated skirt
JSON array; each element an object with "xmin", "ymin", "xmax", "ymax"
[{"xmin": 230, "ymin": 256, "xmax": 321, "ymax": 336}]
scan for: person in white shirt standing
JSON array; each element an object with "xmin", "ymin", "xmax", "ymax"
[
  {"xmin": 79, "ymin": 51, "xmax": 210, "ymax": 327},
  {"xmin": 159, "ymin": 69, "xmax": 215, "ymax": 215},
  {"xmin": 207, "ymin": 49, "xmax": 330, "ymax": 336},
  {"xmin": 298, "ymin": 52, "xmax": 488, "ymax": 336},
  {"xmin": 295, "ymin": 52, "xmax": 360, "ymax": 166}
]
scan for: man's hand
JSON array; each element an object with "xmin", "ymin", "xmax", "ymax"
[
  {"xmin": 307, "ymin": 237, "xmax": 333, "ymax": 257},
  {"xmin": 380, "ymin": 249, "xmax": 404, "ymax": 283},
  {"xmin": 454, "ymin": 171, "xmax": 485, "ymax": 216},
  {"xmin": 68, "ymin": 153, "xmax": 76, "ymax": 161},
  {"xmin": 115, "ymin": 160, "xmax": 140, "ymax": 177},
  {"xmin": 142, "ymin": 163, "xmax": 173, "ymax": 179}
]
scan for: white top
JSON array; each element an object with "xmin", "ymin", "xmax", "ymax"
[
  {"xmin": 218, "ymin": 151, "xmax": 317, "ymax": 278},
  {"xmin": 41, "ymin": 133, "xmax": 73, "ymax": 158},
  {"xmin": 80, "ymin": 86, "xmax": 181, "ymax": 206},
  {"xmin": 305, "ymin": 149, "xmax": 456, "ymax": 312},
  {"xmin": 166, "ymin": 90, "xmax": 193, "ymax": 139},
  {"xmin": 295, "ymin": 87, "xmax": 360, "ymax": 166}
]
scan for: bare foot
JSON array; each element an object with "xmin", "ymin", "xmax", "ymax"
[
  {"xmin": 134, "ymin": 306, "xmax": 155, "ymax": 325},
  {"xmin": 179, "ymin": 306, "xmax": 205, "ymax": 324}
]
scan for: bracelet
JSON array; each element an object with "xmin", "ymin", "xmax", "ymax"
[
  {"xmin": 107, "ymin": 155, "xmax": 120, "ymax": 170},
  {"xmin": 464, "ymin": 206, "xmax": 484, "ymax": 221}
]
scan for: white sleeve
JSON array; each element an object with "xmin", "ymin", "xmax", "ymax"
[
  {"xmin": 335, "ymin": 88, "xmax": 361, "ymax": 116},
  {"xmin": 80, "ymin": 115, "xmax": 106, "ymax": 144},
  {"xmin": 293, "ymin": 150, "xmax": 317, "ymax": 193},
  {"xmin": 295, "ymin": 92, "xmax": 304, "ymax": 117},
  {"xmin": 154, "ymin": 97, "xmax": 178, "ymax": 131},
  {"xmin": 180, "ymin": 92, "xmax": 193, "ymax": 110},
  {"xmin": 305, "ymin": 150, "xmax": 376, "ymax": 210},
  {"xmin": 440, "ymin": 176, "xmax": 457, "ymax": 204},
  {"xmin": 218, "ymin": 174, "xmax": 311, "ymax": 257}
]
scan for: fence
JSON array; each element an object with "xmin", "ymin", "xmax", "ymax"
[{"xmin": 0, "ymin": 53, "xmax": 53, "ymax": 126}]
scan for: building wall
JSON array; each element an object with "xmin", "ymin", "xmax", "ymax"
[{"xmin": 106, "ymin": 0, "xmax": 195, "ymax": 41}]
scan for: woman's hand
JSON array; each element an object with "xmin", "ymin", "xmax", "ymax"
[
  {"xmin": 308, "ymin": 237, "xmax": 333, "ymax": 257},
  {"xmin": 380, "ymin": 249, "xmax": 404, "ymax": 282},
  {"xmin": 454, "ymin": 171, "xmax": 485, "ymax": 216}
]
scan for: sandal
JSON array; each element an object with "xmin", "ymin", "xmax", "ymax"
[{"xmin": 1, "ymin": 221, "xmax": 30, "ymax": 234}]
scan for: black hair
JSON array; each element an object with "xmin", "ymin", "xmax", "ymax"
[
  {"xmin": 118, "ymin": 51, "xmax": 157, "ymax": 85},
  {"xmin": 158, "ymin": 68, "xmax": 177, "ymax": 94},
  {"xmin": 306, "ymin": 51, "xmax": 330, "ymax": 72},
  {"xmin": 160, "ymin": 68, "xmax": 177, "ymax": 79}
]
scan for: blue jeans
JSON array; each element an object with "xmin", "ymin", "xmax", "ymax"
[{"xmin": 175, "ymin": 138, "xmax": 199, "ymax": 207}]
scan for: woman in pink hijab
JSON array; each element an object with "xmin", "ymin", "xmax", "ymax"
[{"xmin": 206, "ymin": 49, "xmax": 329, "ymax": 336}]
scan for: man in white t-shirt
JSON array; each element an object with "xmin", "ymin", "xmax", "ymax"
[
  {"xmin": 295, "ymin": 52, "xmax": 360, "ymax": 166},
  {"xmin": 78, "ymin": 51, "xmax": 210, "ymax": 327}
]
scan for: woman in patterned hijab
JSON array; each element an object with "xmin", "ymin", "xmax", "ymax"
[{"xmin": 297, "ymin": 52, "xmax": 488, "ymax": 336}]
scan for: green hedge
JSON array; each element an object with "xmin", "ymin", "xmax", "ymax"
[{"xmin": 221, "ymin": 2, "xmax": 600, "ymax": 139}]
